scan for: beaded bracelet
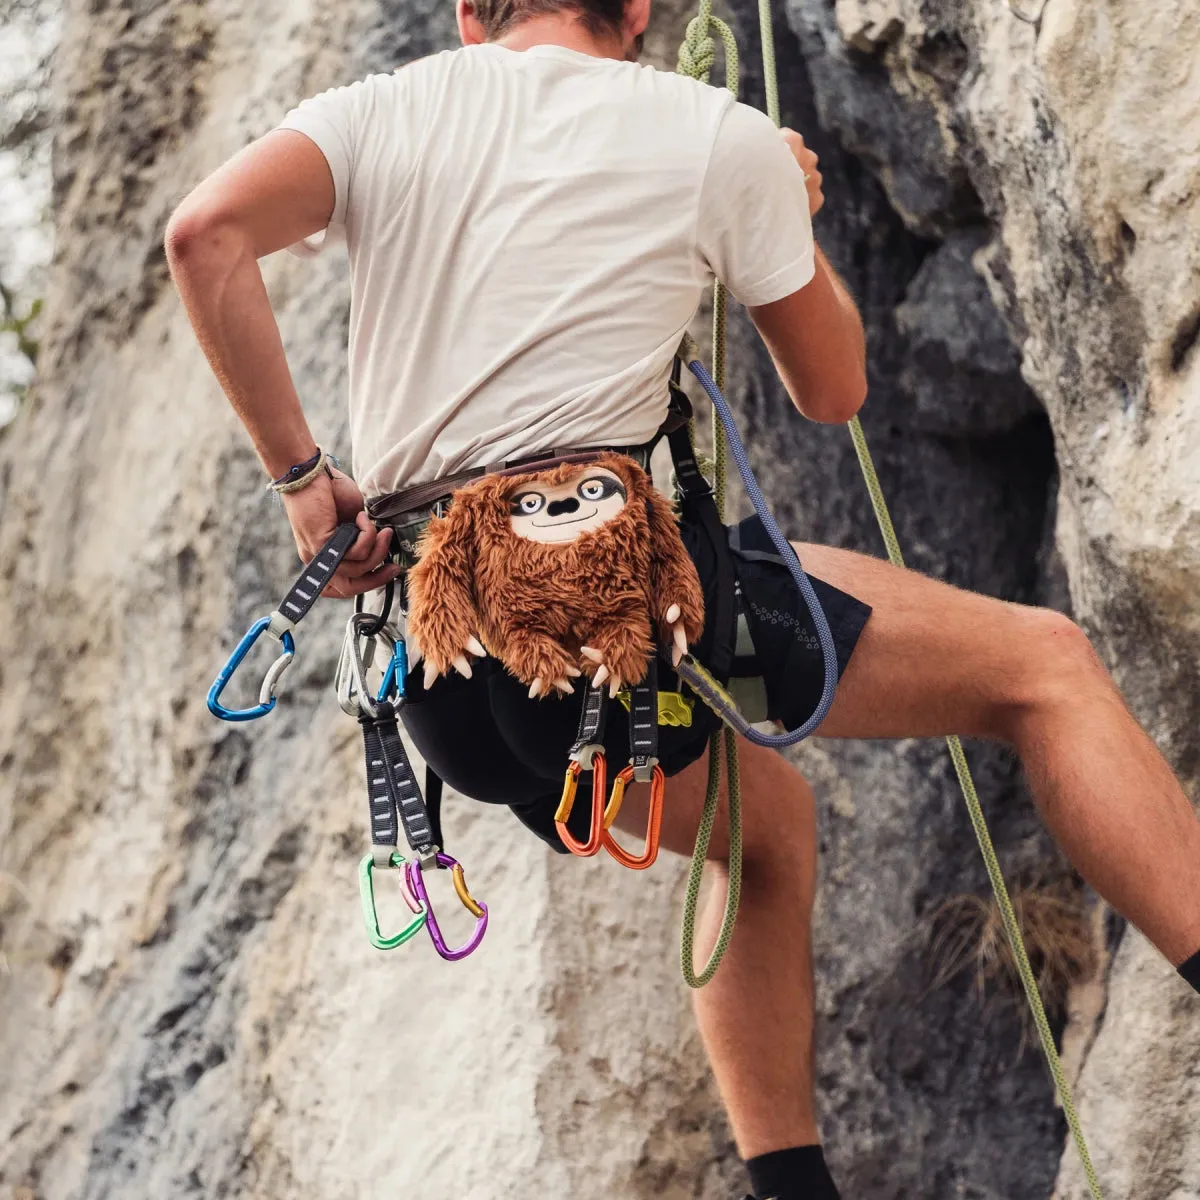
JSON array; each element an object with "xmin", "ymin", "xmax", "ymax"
[{"xmin": 270, "ymin": 447, "xmax": 332, "ymax": 494}]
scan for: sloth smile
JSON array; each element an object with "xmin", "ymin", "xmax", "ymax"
[{"xmin": 531, "ymin": 507, "xmax": 599, "ymax": 528}]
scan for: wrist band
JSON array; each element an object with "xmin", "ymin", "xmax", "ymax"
[{"xmin": 270, "ymin": 447, "xmax": 332, "ymax": 494}]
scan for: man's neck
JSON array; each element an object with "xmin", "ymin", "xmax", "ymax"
[{"xmin": 494, "ymin": 14, "xmax": 625, "ymax": 60}]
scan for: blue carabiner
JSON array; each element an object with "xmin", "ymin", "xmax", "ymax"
[
  {"xmin": 376, "ymin": 639, "xmax": 408, "ymax": 705},
  {"xmin": 207, "ymin": 616, "xmax": 296, "ymax": 721}
]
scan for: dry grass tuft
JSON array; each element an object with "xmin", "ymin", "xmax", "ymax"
[{"xmin": 924, "ymin": 877, "xmax": 1098, "ymax": 1040}]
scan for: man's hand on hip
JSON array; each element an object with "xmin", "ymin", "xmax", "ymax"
[
  {"xmin": 281, "ymin": 469, "xmax": 403, "ymax": 599},
  {"xmin": 780, "ymin": 129, "xmax": 824, "ymax": 217}
]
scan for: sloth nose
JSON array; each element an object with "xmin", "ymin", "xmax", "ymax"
[{"xmin": 547, "ymin": 497, "xmax": 581, "ymax": 518}]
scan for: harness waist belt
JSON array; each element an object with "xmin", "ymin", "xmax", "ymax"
[
  {"xmin": 366, "ymin": 388, "xmax": 694, "ymax": 528},
  {"xmin": 368, "ymin": 445, "xmax": 648, "ymax": 527}
]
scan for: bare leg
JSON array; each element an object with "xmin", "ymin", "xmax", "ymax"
[
  {"xmin": 615, "ymin": 540, "xmax": 1200, "ymax": 1167},
  {"xmin": 802, "ymin": 540, "xmax": 1200, "ymax": 965},
  {"xmin": 613, "ymin": 740, "xmax": 823, "ymax": 1158}
]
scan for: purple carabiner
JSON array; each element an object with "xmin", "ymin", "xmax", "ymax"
[{"xmin": 405, "ymin": 853, "xmax": 489, "ymax": 961}]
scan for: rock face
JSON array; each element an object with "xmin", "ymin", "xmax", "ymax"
[
  {"xmin": 0, "ymin": 3, "xmax": 1196, "ymax": 1200},
  {"xmin": 0, "ymin": 0, "xmax": 58, "ymax": 425}
]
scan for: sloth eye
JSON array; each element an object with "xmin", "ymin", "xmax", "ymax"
[
  {"xmin": 577, "ymin": 476, "xmax": 623, "ymax": 503},
  {"xmin": 510, "ymin": 492, "xmax": 545, "ymax": 516}
]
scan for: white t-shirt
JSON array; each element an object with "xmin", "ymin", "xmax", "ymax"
[{"xmin": 279, "ymin": 43, "xmax": 815, "ymax": 496}]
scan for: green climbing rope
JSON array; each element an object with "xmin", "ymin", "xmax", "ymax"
[
  {"xmin": 676, "ymin": 1, "xmax": 746, "ymax": 990},
  {"xmin": 769, "ymin": 4, "xmax": 1101, "ymax": 1192},
  {"xmin": 849, "ymin": 422, "xmax": 1104, "ymax": 1198},
  {"xmin": 677, "ymin": 1, "xmax": 1104, "ymax": 1193}
]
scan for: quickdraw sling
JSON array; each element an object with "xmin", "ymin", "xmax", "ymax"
[{"xmin": 208, "ymin": 528, "xmax": 488, "ymax": 962}]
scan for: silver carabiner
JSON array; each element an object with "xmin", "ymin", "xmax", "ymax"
[{"xmin": 335, "ymin": 611, "xmax": 396, "ymax": 717}]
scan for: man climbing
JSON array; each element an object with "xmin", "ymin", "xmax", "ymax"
[{"xmin": 165, "ymin": 0, "xmax": 1200, "ymax": 1195}]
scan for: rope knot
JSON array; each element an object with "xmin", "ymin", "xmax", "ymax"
[{"xmin": 677, "ymin": 15, "xmax": 716, "ymax": 80}]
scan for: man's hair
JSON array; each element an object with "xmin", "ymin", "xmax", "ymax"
[{"xmin": 469, "ymin": 0, "xmax": 625, "ymax": 40}]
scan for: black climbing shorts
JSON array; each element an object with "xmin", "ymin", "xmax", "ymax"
[{"xmin": 399, "ymin": 513, "xmax": 872, "ymax": 852}]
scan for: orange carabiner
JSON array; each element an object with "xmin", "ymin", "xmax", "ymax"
[
  {"xmin": 554, "ymin": 750, "xmax": 608, "ymax": 856},
  {"xmin": 601, "ymin": 763, "xmax": 665, "ymax": 870}
]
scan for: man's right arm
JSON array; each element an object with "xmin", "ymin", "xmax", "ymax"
[{"xmin": 165, "ymin": 128, "xmax": 399, "ymax": 595}]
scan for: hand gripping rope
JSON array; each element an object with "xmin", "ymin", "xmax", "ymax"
[{"xmin": 675, "ymin": 1, "xmax": 1103, "ymax": 1192}]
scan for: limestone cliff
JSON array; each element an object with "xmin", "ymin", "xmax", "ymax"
[{"xmin": 0, "ymin": 1, "xmax": 1196, "ymax": 1198}]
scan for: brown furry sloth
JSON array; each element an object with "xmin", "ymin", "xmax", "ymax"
[{"xmin": 406, "ymin": 453, "xmax": 706, "ymax": 697}]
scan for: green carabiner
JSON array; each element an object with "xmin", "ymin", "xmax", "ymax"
[{"xmin": 358, "ymin": 852, "xmax": 428, "ymax": 950}]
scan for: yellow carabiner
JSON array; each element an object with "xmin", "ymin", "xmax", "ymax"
[{"xmin": 554, "ymin": 752, "xmax": 607, "ymax": 856}]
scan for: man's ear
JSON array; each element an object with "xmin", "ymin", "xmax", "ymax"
[
  {"xmin": 623, "ymin": 0, "xmax": 651, "ymax": 50},
  {"xmin": 457, "ymin": 0, "xmax": 487, "ymax": 45}
]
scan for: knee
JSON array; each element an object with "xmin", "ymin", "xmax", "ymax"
[
  {"xmin": 726, "ymin": 748, "xmax": 818, "ymax": 898},
  {"xmin": 990, "ymin": 608, "xmax": 1108, "ymax": 741}
]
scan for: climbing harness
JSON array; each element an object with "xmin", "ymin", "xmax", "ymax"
[
  {"xmin": 207, "ymin": 526, "xmax": 490, "ymax": 963},
  {"xmin": 672, "ymin": 0, "xmax": 1104, "ymax": 1191}
]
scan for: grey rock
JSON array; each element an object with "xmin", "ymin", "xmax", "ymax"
[{"xmin": 1, "ymin": 0, "xmax": 1196, "ymax": 1198}]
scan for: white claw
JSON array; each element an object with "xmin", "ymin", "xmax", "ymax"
[
  {"xmin": 593, "ymin": 665, "xmax": 610, "ymax": 688},
  {"xmin": 453, "ymin": 655, "xmax": 472, "ymax": 679},
  {"xmin": 580, "ymin": 646, "xmax": 604, "ymax": 664},
  {"xmin": 529, "ymin": 678, "xmax": 545, "ymax": 700},
  {"xmin": 407, "ymin": 640, "xmax": 423, "ymax": 667},
  {"xmin": 553, "ymin": 677, "xmax": 574, "ymax": 695},
  {"xmin": 665, "ymin": 603, "xmax": 681, "ymax": 625},
  {"xmin": 672, "ymin": 623, "xmax": 688, "ymax": 667},
  {"xmin": 565, "ymin": 665, "xmax": 583, "ymax": 678},
  {"xmin": 608, "ymin": 675, "xmax": 622, "ymax": 699},
  {"xmin": 423, "ymin": 662, "xmax": 437, "ymax": 691},
  {"xmin": 467, "ymin": 636, "xmax": 487, "ymax": 658}
]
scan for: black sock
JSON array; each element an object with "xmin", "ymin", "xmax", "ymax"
[
  {"xmin": 1178, "ymin": 948, "xmax": 1200, "ymax": 994},
  {"xmin": 746, "ymin": 1145, "xmax": 841, "ymax": 1200}
]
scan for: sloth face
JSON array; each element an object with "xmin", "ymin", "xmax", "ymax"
[{"xmin": 508, "ymin": 467, "xmax": 628, "ymax": 544}]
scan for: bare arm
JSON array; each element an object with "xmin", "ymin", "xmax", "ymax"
[
  {"xmin": 165, "ymin": 130, "xmax": 399, "ymax": 595},
  {"xmin": 747, "ymin": 131, "xmax": 867, "ymax": 425}
]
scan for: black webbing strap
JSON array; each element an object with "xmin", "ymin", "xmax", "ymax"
[
  {"xmin": 359, "ymin": 701, "xmax": 438, "ymax": 862},
  {"xmin": 628, "ymin": 657, "xmax": 659, "ymax": 782},
  {"xmin": 270, "ymin": 522, "xmax": 360, "ymax": 634},
  {"xmin": 665, "ymin": 420, "xmax": 737, "ymax": 684},
  {"xmin": 425, "ymin": 767, "xmax": 445, "ymax": 854},
  {"xmin": 571, "ymin": 680, "xmax": 608, "ymax": 759}
]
